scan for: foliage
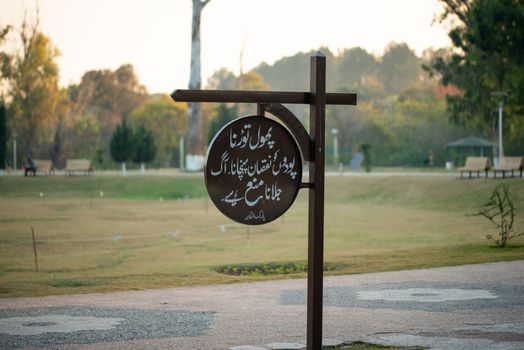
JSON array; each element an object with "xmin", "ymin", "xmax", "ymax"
[
  {"xmin": 0, "ymin": 102, "xmax": 6, "ymax": 168},
  {"xmin": 0, "ymin": 24, "xmax": 10, "ymax": 67},
  {"xmin": 207, "ymin": 103, "xmax": 237, "ymax": 144},
  {"xmin": 475, "ymin": 183, "xmax": 523, "ymax": 247},
  {"xmin": 334, "ymin": 47, "xmax": 379, "ymax": 93},
  {"xmin": 63, "ymin": 115, "xmax": 101, "ymax": 161},
  {"xmin": 0, "ymin": 18, "xmax": 61, "ymax": 158},
  {"xmin": 48, "ymin": 88, "xmax": 70, "ymax": 167},
  {"xmin": 237, "ymin": 70, "xmax": 270, "ymax": 115},
  {"xmin": 380, "ymin": 43, "xmax": 423, "ymax": 95},
  {"xmin": 206, "ymin": 70, "xmax": 269, "ymax": 116},
  {"xmin": 129, "ymin": 94, "xmax": 187, "ymax": 167},
  {"xmin": 132, "ymin": 124, "xmax": 156, "ymax": 165},
  {"xmin": 68, "ymin": 64, "xmax": 148, "ymax": 145},
  {"xmin": 430, "ymin": 0, "xmax": 524, "ymax": 154},
  {"xmin": 206, "ymin": 68, "xmax": 237, "ymax": 89},
  {"xmin": 214, "ymin": 262, "xmax": 338, "ymax": 276},
  {"xmin": 255, "ymin": 47, "xmax": 335, "ymax": 91},
  {"xmin": 109, "ymin": 118, "xmax": 134, "ymax": 164},
  {"xmin": 326, "ymin": 89, "xmax": 468, "ymax": 167},
  {"xmin": 250, "ymin": 44, "xmax": 472, "ymax": 167}
]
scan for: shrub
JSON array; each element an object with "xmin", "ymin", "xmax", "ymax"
[{"xmin": 475, "ymin": 184, "xmax": 523, "ymax": 247}]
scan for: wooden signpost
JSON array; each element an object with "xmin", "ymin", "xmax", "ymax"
[{"xmin": 172, "ymin": 53, "xmax": 356, "ymax": 350}]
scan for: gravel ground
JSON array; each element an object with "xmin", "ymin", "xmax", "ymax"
[{"xmin": 0, "ymin": 261, "xmax": 523, "ymax": 349}]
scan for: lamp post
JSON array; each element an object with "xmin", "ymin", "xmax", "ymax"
[
  {"xmin": 491, "ymin": 91, "xmax": 508, "ymax": 165},
  {"xmin": 331, "ymin": 128, "xmax": 338, "ymax": 168},
  {"xmin": 12, "ymin": 132, "xmax": 17, "ymax": 171},
  {"xmin": 178, "ymin": 133, "xmax": 185, "ymax": 171}
]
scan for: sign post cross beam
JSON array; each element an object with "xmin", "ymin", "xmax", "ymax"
[{"xmin": 171, "ymin": 52, "xmax": 356, "ymax": 350}]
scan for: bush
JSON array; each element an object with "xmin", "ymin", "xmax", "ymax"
[{"xmin": 475, "ymin": 184, "xmax": 523, "ymax": 247}]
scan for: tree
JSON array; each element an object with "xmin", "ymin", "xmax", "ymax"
[
  {"xmin": 430, "ymin": 0, "xmax": 524, "ymax": 154},
  {"xmin": 237, "ymin": 70, "xmax": 270, "ymax": 115},
  {"xmin": 0, "ymin": 17, "xmax": 61, "ymax": 158},
  {"xmin": 335, "ymin": 47, "xmax": 379, "ymax": 92},
  {"xmin": 68, "ymin": 64, "xmax": 148, "ymax": 144},
  {"xmin": 0, "ymin": 24, "xmax": 11, "ymax": 85},
  {"xmin": 206, "ymin": 68, "xmax": 236, "ymax": 90},
  {"xmin": 48, "ymin": 88, "xmax": 70, "ymax": 167},
  {"xmin": 207, "ymin": 103, "xmax": 237, "ymax": 144},
  {"xmin": 109, "ymin": 119, "xmax": 134, "ymax": 175},
  {"xmin": 380, "ymin": 42, "xmax": 422, "ymax": 94},
  {"xmin": 63, "ymin": 114, "xmax": 101, "ymax": 162},
  {"xmin": 186, "ymin": 0, "xmax": 211, "ymax": 171},
  {"xmin": 255, "ymin": 47, "xmax": 335, "ymax": 91},
  {"xmin": 133, "ymin": 124, "xmax": 156, "ymax": 173},
  {"xmin": 129, "ymin": 94, "xmax": 187, "ymax": 167}
]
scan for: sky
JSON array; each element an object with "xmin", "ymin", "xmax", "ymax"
[{"xmin": 0, "ymin": 0, "xmax": 451, "ymax": 94}]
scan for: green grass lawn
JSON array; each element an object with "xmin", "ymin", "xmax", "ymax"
[{"xmin": 0, "ymin": 174, "xmax": 523, "ymax": 297}]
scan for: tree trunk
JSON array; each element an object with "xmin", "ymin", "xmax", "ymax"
[
  {"xmin": 50, "ymin": 119, "xmax": 63, "ymax": 168},
  {"xmin": 186, "ymin": 0, "xmax": 210, "ymax": 171},
  {"xmin": 121, "ymin": 162, "xmax": 127, "ymax": 176},
  {"xmin": 140, "ymin": 162, "xmax": 145, "ymax": 174}
]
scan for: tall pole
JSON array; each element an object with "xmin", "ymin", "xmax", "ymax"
[
  {"xmin": 498, "ymin": 100, "xmax": 503, "ymax": 161},
  {"xmin": 491, "ymin": 91, "xmax": 507, "ymax": 165},
  {"xmin": 13, "ymin": 133, "xmax": 17, "ymax": 171},
  {"xmin": 179, "ymin": 134, "xmax": 185, "ymax": 171},
  {"xmin": 186, "ymin": 0, "xmax": 210, "ymax": 171},
  {"xmin": 307, "ymin": 52, "xmax": 326, "ymax": 350},
  {"xmin": 332, "ymin": 128, "xmax": 339, "ymax": 167}
]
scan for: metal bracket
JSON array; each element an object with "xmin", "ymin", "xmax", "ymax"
[{"xmin": 258, "ymin": 103, "xmax": 313, "ymax": 162}]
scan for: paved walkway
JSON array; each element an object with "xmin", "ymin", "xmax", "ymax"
[{"xmin": 0, "ymin": 261, "xmax": 523, "ymax": 349}]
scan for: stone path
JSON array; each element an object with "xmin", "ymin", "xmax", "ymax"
[{"xmin": 0, "ymin": 261, "xmax": 523, "ymax": 349}]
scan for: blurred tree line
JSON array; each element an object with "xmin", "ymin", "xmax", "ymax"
[
  {"xmin": 0, "ymin": 16, "xmax": 187, "ymax": 170},
  {"xmin": 1, "ymin": 0, "xmax": 522, "ymax": 170},
  {"xmin": 206, "ymin": 43, "xmax": 471, "ymax": 167}
]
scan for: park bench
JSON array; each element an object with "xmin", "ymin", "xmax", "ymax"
[
  {"xmin": 33, "ymin": 159, "xmax": 55, "ymax": 175},
  {"xmin": 459, "ymin": 156, "xmax": 491, "ymax": 178},
  {"xmin": 65, "ymin": 159, "xmax": 94, "ymax": 176},
  {"xmin": 493, "ymin": 156, "xmax": 524, "ymax": 178}
]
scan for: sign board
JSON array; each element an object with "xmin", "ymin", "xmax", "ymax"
[
  {"xmin": 205, "ymin": 116, "xmax": 302, "ymax": 225},
  {"xmin": 172, "ymin": 53, "xmax": 356, "ymax": 349}
]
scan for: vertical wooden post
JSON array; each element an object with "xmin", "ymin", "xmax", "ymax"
[
  {"xmin": 31, "ymin": 227, "xmax": 39, "ymax": 272},
  {"xmin": 307, "ymin": 52, "xmax": 326, "ymax": 350}
]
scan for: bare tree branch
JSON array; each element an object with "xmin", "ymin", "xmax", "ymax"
[{"xmin": 440, "ymin": 0, "xmax": 470, "ymax": 26}]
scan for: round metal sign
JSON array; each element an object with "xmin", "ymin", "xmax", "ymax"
[{"xmin": 205, "ymin": 115, "xmax": 303, "ymax": 225}]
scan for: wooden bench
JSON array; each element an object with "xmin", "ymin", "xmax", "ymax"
[
  {"xmin": 493, "ymin": 157, "xmax": 524, "ymax": 178},
  {"xmin": 33, "ymin": 159, "xmax": 55, "ymax": 175},
  {"xmin": 65, "ymin": 159, "xmax": 94, "ymax": 176},
  {"xmin": 460, "ymin": 156, "xmax": 491, "ymax": 178}
]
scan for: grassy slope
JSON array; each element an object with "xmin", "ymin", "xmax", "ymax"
[
  {"xmin": 0, "ymin": 175, "xmax": 522, "ymax": 297},
  {"xmin": 0, "ymin": 175, "xmax": 207, "ymax": 200}
]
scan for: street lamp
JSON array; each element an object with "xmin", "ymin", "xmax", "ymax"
[
  {"xmin": 178, "ymin": 132, "xmax": 185, "ymax": 171},
  {"xmin": 12, "ymin": 132, "xmax": 17, "ymax": 171},
  {"xmin": 491, "ymin": 91, "xmax": 508, "ymax": 165},
  {"xmin": 331, "ymin": 128, "xmax": 339, "ymax": 168}
]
